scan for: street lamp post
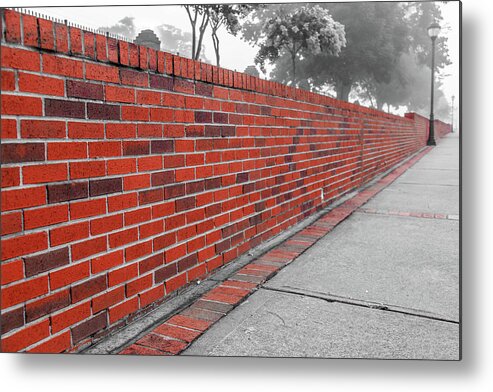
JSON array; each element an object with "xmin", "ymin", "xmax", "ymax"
[
  {"xmin": 451, "ymin": 95, "xmax": 455, "ymax": 133},
  {"xmin": 427, "ymin": 22, "xmax": 441, "ymax": 146}
]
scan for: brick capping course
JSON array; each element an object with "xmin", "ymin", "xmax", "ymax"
[{"xmin": 0, "ymin": 8, "xmax": 451, "ymax": 353}]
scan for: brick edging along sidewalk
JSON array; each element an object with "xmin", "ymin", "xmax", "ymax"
[{"xmin": 117, "ymin": 147, "xmax": 433, "ymax": 356}]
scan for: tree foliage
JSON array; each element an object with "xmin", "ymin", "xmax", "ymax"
[
  {"xmin": 156, "ymin": 23, "xmax": 209, "ymax": 62},
  {"xmin": 254, "ymin": 6, "xmax": 346, "ymax": 85},
  {"xmin": 99, "ymin": 16, "xmax": 136, "ymax": 40}
]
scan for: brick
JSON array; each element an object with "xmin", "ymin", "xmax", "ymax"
[
  {"xmin": 107, "ymin": 38, "xmax": 119, "ymax": 63},
  {"xmin": 1, "ymin": 258, "xmax": 24, "ymax": 285},
  {"xmin": 49, "ymin": 261, "xmax": 90, "ymax": 290},
  {"xmin": 68, "ymin": 122, "xmax": 105, "ymax": 139},
  {"xmin": 91, "ymin": 214, "xmax": 123, "ymax": 235},
  {"xmin": 195, "ymin": 82, "xmax": 213, "ymax": 97},
  {"xmin": 91, "ymin": 250, "xmax": 124, "ymax": 274},
  {"xmin": 51, "ymin": 302, "xmax": 91, "ymax": 333},
  {"xmin": 2, "ymin": 211, "xmax": 21, "ymax": 239},
  {"xmin": 151, "ymin": 170, "xmax": 174, "ymax": 187},
  {"xmin": 23, "ymin": 163, "xmax": 68, "ymax": 184},
  {"xmin": 106, "ymin": 123, "xmax": 137, "ymax": 138},
  {"xmin": 89, "ymin": 177, "xmax": 123, "ymax": 196},
  {"xmin": 71, "ymin": 312, "xmax": 108, "ymax": 344},
  {"xmin": 29, "ymin": 331, "xmax": 71, "ymax": 353},
  {"xmin": 166, "ymin": 314, "xmax": 212, "ymax": 332},
  {"xmin": 1, "ymin": 118, "xmax": 17, "ymax": 139},
  {"xmin": 26, "ymin": 290, "xmax": 70, "ymax": 322},
  {"xmin": 83, "ymin": 31, "xmax": 95, "ymax": 58},
  {"xmin": 136, "ymin": 90, "xmax": 161, "ymax": 105},
  {"xmin": 1, "ymin": 143, "xmax": 45, "ymax": 163},
  {"xmin": 87, "ymin": 103, "xmax": 121, "ymax": 120},
  {"xmin": 180, "ymin": 306, "xmax": 223, "ymax": 322},
  {"xmin": 92, "ymin": 286, "xmax": 125, "ymax": 313},
  {"xmin": 194, "ymin": 299, "xmax": 233, "ymax": 314},
  {"xmin": 39, "ymin": 18, "xmax": 55, "ymax": 50},
  {"xmin": 1, "ymin": 307, "xmax": 24, "ymax": 335},
  {"xmin": 71, "ymin": 275, "xmax": 107, "ymax": 303},
  {"xmin": 125, "ymin": 274, "xmax": 153, "ymax": 297},
  {"xmin": 149, "ymin": 74, "xmax": 173, "ymax": 91},
  {"xmin": 18, "ymin": 73, "xmax": 64, "ymax": 96},
  {"xmin": 106, "ymin": 158, "xmax": 137, "ymax": 176},
  {"xmin": 1, "ymin": 319, "xmax": 50, "ymax": 352},
  {"xmin": 43, "ymin": 53, "xmax": 83, "ymax": 78},
  {"xmin": 50, "ymin": 221, "xmax": 89, "ymax": 246},
  {"xmin": 109, "ymin": 227, "xmax": 138, "ymax": 249},
  {"xmin": 108, "ymin": 193, "xmax": 138, "ymax": 212},
  {"xmin": 89, "ymin": 141, "xmax": 122, "ymax": 158},
  {"xmin": 2, "ymin": 186, "xmax": 46, "ymax": 212},
  {"xmin": 45, "ymin": 99, "xmax": 85, "ymax": 119},
  {"xmin": 139, "ymin": 253, "xmax": 163, "ymax": 274},
  {"xmin": 96, "ymin": 34, "xmax": 107, "ymax": 61},
  {"xmin": 138, "ymin": 156, "xmax": 162, "ymax": 171},
  {"xmin": 4, "ymin": 9, "xmax": 21, "ymax": 43},
  {"xmin": 122, "ymin": 105, "xmax": 149, "ymax": 121},
  {"xmin": 138, "ymin": 123, "xmax": 162, "ymax": 138},
  {"xmin": 153, "ymin": 323, "xmax": 201, "ymax": 343},
  {"xmin": 47, "ymin": 142, "xmax": 87, "ymax": 161},
  {"xmin": 194, "ymin": 111, "xmax": 212, "ymax": 123},
  {"xmin": 70, "ymin": 27, "xmax": 83, "ymax": 55},
  {"xmin": 106, "ymin": 85, "xmax": 135, "ymax": 103},
  {"xmin": 71, "ymin": 236, "xmax": 107, "ymax": 261},
  {"xmin": 135, "ymin": 333, "xmax": 187, "ymax": 354},
  {"xmin": 2, "ymin": 95, "xmax": 42, "ymax": 116},
  {"xmin": 1, "ymin": 167, "xmax": 21, "ymax": 188},
  {"xmin": 85, "ymin": 62, "xmax": 119, "ymax": 83},
  {"xmin": 24, "ymin": 204, "xmax": 69, "ymax": 230},
  {"xmin": 151, "ymin": 140, "xmax": 174, "ymax": 154},
  {"xmin": 120, "ymin": 68, "xmax": 148, "ymax": 87},
  {"xmin": 139, "ymin": 285, "xmax": 165, "ymax": 308},
  {"xmin": 154, "ymin": 263, "xmax": 177, "ymax": 283},
  {"xmin": 67, "ymin": 80, "xmax": 104, "ymax": 100},
  {"xmin": 123, "ymin": 141, "xmax": 150, "ymax": 156},
  {"xmin": 139, "ymin": 188, "xmax": 164, "ymax": 205},
  {"xmin": 108, "ymin": 297, "xmax": 138, "ymax": 324},
  {"xmin": 48, "ymin": 181, "xmax": 88, "ymax": 203},
  {"xmin": 55, "ymin": 23, "xmax": 69, "ymax": 53},
  {"xmin": 70, "ymin": 198, "xmax": 106, "ymax": 220},
  {"xmin": 124, "ymin": 174, "xmax": 150, "ymax": 190},
  {"xmin": 70, "ymin": 161, "xmax": 106, "ymax": 179},
  {"xmin": 2, "ymin": 231, "xmax": 48, "ymax": 261},
  {"xmin": 150, "ymin": 108, "xmax": 174, "ymax": 122},
  {"xmin": 1, "ymin": 275, "xmax": 48, "ymax": 308},
  {"xmin": 1, "ymin": 47, "xmax": 40, "ymax": 71},
  {"xmin": 0, "ymin": 167, "xmax": 20, "ymax": 187},
  {"xmin": 125, "ymin": 207, "xmax": 152, "ymax": 225}
]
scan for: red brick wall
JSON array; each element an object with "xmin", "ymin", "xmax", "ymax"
[{"xmin": 0, "ymin": 9, "xmax": 449, "ymax": 353}]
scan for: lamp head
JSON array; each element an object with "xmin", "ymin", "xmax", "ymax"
[{"xmin": 427, "ymin": 22, "xmax": 441, "ymax": 40}]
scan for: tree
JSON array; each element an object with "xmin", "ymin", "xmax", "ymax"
[
  {"xmin": 99, "ymin": 16, "xmax": 136, "ymax": 40},
  {"xmin": 156, "ymin": 23, "xmax": 209, "ymax": 61},
  {"xmin": 183, "ymin": 5, "xmax": 210, "ymax": 60},
  {"xmin": 254, "ymin": 6, "xmax": 346, "ymax": 85},
  {"xmin": 208, "ymin": 5, "xmax": 255, "ymax": 66}
]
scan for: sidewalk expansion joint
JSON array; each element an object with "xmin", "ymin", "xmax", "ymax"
[
  {"xmin": 358, "ymin": 208, "xmax": 459, "ymax": 221},
  {"xmin": 261, "ymin": 285, "xmax": 459, "ymax": 325},
  {"xmin": 84, "ymin": 146, "xmax": 434, "ymax": 356}
]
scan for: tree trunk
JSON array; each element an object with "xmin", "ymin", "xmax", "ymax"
[
  {"xmin": 195, "ymin": 12, "xmax": 209, "ymax": 60},
  {"xmin": 212, "ymin": 30, "xmax": 220, "ymax": 66},
  {"xmin": 291, "ymin": 54, "xmax": 296, "ymax": 86},
  {"xmin": 336, "ymin": 81, "xmax": 351, "ymax": 101}
]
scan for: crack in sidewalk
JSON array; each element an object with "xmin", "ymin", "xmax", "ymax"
[{"xmin": 261, "ymin": 285, "xmax": 459, "ymax": 325}]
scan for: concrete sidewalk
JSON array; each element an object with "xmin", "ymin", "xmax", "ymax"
[{"xmin": 183, "ymin": 134, "xmax": 460, "ymax": 359}]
